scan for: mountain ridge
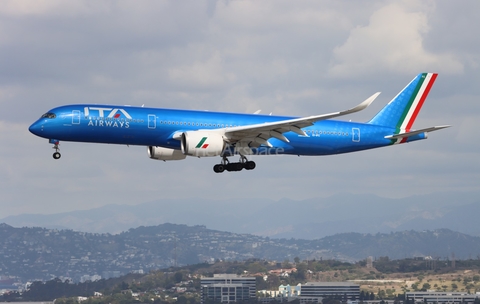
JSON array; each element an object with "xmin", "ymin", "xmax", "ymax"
[
  {"xmin": 2, "ymin": 191, "xmax": 479, "ymax": 239},
  {"xmin": 1, "ymin": 222, "xmax": 480, "ymax": 282}
]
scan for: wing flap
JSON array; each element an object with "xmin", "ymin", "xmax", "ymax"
[{"xmin": 223, "ymin": 92, "xmax": 380, "ymax": 142}]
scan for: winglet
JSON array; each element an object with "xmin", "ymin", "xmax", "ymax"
[{"xmin": 347, "ymin": 92, "xmax": 380, "ymax": 114}]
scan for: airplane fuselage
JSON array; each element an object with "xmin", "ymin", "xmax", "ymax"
[
  {"xmin": 29, "ymin": 104, "xmax": 423, "ymax": 156},
  {"xmin": 28, "ymin": 73, "xmax": 447, "ymax": 173}
]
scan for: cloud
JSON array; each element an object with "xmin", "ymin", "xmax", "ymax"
[
  {"xmin": 329, "ymin": 1, "xmax": 464, "ymax": 77},
  {"xmin": 0, "ymin": 0, "xmax": 88, "ymax": 16},
  {"xmin": 168, "ymin": 51, "xmax": 236, "ymax": 89},
  {"xmin": 0, "ymin": 1, "xmax": 478, "ymax": 224}
]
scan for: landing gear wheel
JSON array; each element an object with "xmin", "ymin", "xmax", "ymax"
[
  {"xmin": 226, "ymin": 163, "xmax": 243, "ymax": 172},
  {"xmin": 53, "ymin": 152, "xmax": 61, "ymax": 159},
  {"xmin": 244, "ymin": 161, "xmax": 256, "ymax": 170},
  {"xmin": 239, "ymin": 155, "xmax": 255, "ymax": 170},
  {"xmin": 213, "ymin": 164, "xmax": 225, "ymax": 173},
  {"xmin": 234, "ymin": 163, "xmax": 243, "ymax": 171}
]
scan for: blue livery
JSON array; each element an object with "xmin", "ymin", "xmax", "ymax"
[{"xmin": 29, "ymin": 73, "xmax": 449, "ymax": 173}]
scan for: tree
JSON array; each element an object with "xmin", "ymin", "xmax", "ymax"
[
  {"xmin": 293, "ymin": 263, "xmax": 307, "ymax": 280},
  {"xmin": 256, "ymin": 276, "xmax": 268, "ymax": 291},
  {"xmin": 360, "ymin": 291, "xmax": 365, "ymax": 301},
  {"xmin": 421, "ymin": 283, "xmax": 431, "ymax": 291},
  {"xmin": 174, "ymin": 271, "xmax": 183, "ymax": 283},
  {"xmin": 377, "ymin": 290, "xmax": 386, "ymax": 299},
  {"xmin": 177, "ymin": 295, "xmax": 188, "ymax": 304},
  {"xmin": 247, "ymin": 261, "xmax": 266, "ymax": 273},
  {"xmin": 266, "ymin": 274, "xmax": 281, "ymax": 290},
  {"xmin": 466, "ymin": 283, "xmax": 475, "ymax": 293}
]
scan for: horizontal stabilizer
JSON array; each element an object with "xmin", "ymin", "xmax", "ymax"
[{"xmin": 385, "ymin": 125, "xmax": 451, "ymax": 140}]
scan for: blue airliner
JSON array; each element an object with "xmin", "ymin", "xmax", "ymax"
[{"xmin": 29, "ymin": 73, "xmax": 449, "ymax": 173}]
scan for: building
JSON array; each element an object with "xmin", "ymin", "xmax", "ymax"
[
  {"xmin": 406, "ymin": 292, "xmax": 479, "ymax": 304},
  {"xmin": 279, "ymin": 284, "xmax": 301, "ymax": 298},
  {"xmin": 300, "ymin": 282, "xmax": 360, "ymax": 304},
  {"xmin": 201, "ymin": 274, "xmax": 256, "ymax": 304}
]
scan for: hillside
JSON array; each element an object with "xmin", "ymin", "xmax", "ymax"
[
  {"xmin": 1, "ymin": 223, "xmax": 480, "ymax": 283},
  {"xmin": 3, "ymin": 256, "xmax": 480, "ymax": 303}
]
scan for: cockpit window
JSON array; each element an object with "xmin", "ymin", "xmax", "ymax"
[{"xmin": 41, "ymin": 113, "xmax": 56, "ymax": 119}]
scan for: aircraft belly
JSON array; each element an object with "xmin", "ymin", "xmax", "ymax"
[{"xmin": 283, "ymin": 127, "xmax": 392, "ymax": 155}]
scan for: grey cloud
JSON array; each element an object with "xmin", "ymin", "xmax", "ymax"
[{"xmin": 0, "ymin": 0, "xmax": 478, "ymax": 224}]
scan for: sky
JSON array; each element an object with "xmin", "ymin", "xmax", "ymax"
[{"xmin": 0, "ymin": 0, "xmax": 479, "ymax": 219}]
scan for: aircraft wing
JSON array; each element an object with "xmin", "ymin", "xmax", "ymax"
[
  {"xmin": 385, "ymin": 125, "xmax": 451, "ymax": 140},
  {"xmin": 220, "ymin": 92, "xmax": 380, "ymax": 147}
]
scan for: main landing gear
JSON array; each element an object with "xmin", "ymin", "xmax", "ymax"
[
  {"xmin": 213, "ymin": 155, "xmax": 256, "ymax": 173},
  {"xmin": 51, "ymin": 140, "xmax": 61, "ymax": 159}
]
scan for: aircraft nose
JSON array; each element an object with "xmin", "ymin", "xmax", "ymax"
[{"xmin": 28, "ymin": 121, "xmax": 43, "ymax": 136}]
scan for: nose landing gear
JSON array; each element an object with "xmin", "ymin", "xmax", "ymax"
[{"xmin": 50, "ymin": 139, "xmax": 61, "ymax": 159}]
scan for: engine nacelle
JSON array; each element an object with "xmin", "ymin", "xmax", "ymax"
[
  {"xmin": 147, "ymin": 146, "xmax": 186, "ymax": 161},
  {"xmin": 181, "ymin": 131, "xmax": 225, "ymax": 157}
]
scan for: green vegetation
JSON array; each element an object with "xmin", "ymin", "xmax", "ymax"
[{"xmin": 2, "ymin": 257, "xmax": 480, "ymax": 303}]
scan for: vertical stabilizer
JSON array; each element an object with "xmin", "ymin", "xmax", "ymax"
[{"xmin": 368, "ymin": 73, "xmax": 437, "ymax": 132}]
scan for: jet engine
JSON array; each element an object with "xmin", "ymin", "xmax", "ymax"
[
  {"xmin": 148, "ymin": 146, "xmax": 186, "ymax": 161},
  {"xmin": 181, "ymin": 131, "xmax": 225, "ymax": 157}
]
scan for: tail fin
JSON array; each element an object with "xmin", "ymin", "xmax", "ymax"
[{"xmin": 368, "ymin": 73, "xmax": 438, "ymax": 132}]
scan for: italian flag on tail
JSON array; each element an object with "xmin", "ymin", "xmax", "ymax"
[
  {"xmin": 368, "ymin": 73, "xmax": 440, "ymax": 144},
  {"xmin": 395, "ymin": 73, "xmax": 437, "ymax": 142}
]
